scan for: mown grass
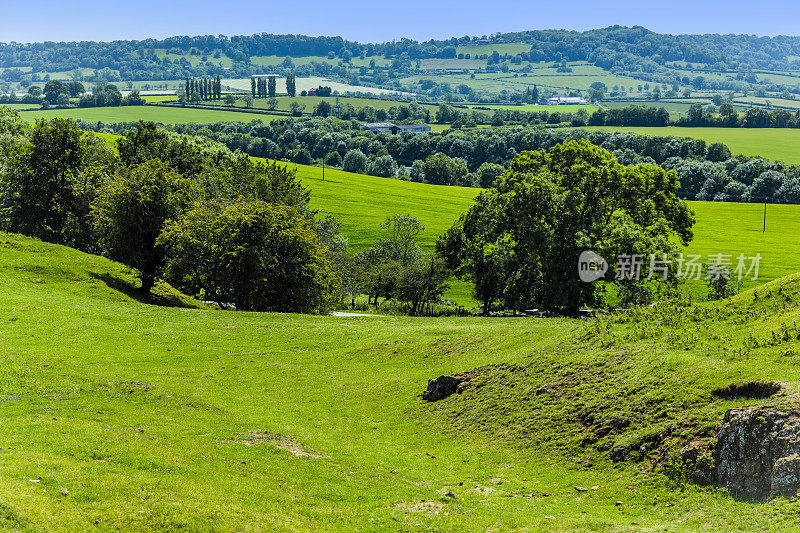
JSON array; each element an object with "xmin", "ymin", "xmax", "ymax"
[
  {"xmin": 582, "ymin": 125, "xmax": 800, "ymax": 165},
  {"xmin": 4, "ymin": 232, "xmax": 800, "ymax": 530}
]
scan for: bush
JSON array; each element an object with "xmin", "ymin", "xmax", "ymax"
[
  {"xmin": 342, "ymin": 149, "xmax": 367, "ymax": 173},
  {"xmin": 161, "ymin": 200, "xmax": 338, "ymax": 313}
]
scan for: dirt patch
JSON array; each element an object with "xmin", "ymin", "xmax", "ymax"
[
  {"xmin": 230, "ymin": 431, "xmax": 328, "ymax": 458},
  {"xmin": 392, "ymin": 501, "xmax": 442, "ymax": 514},
  {"xmin": 712, "ymin": 381, "xmax": 782, "ymax": 400}
]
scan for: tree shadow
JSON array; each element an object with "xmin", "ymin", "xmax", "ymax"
[{"xmin": 92, "ymin": 272, "xmax": 202, "ymax": 309}]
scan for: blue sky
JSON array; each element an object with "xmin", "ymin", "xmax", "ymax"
[{"xmin": 1, "ymin": 0, "xmax": 798, "ymax": 43}]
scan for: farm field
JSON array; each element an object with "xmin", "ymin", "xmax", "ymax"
[
  {"xmin": 16, "ymin": 106, "xmax": 279, "ymax": 125},
  {"xmin": 407, "ymin": 69, "xmax": 650, "ymax": 94},
  {"xmin": 733, "ymin": 96, "xmax": 800, "ymax": 110},
  {"xmin": 467, "ymin": 103, "xmax": 597, "ymax": 113},
  {"xmin": 192, "ymin": 95, "xmax": 440, "ymax": 114},
  {"xmin": 455, "ymin": 42, "xmax": 533, "ymax": 56},
  {"xmin": 0, "ymin": 103, "xmax": 39, "ymax": 110},
  {"xmin": 223, "ymin": 77, "xmax": 410, "ymax": 96},
  {"xmin": 250, "ymin": 54, "xmax": 390, "ymax": 69},
  {"xmin": 4, "ymin": 230, "xmax": 800, "ymax": 529},
  {"xmin": 582, "ymin": 125, "xmax": 800, "ymax": 164}
]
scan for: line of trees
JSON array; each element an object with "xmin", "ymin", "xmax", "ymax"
[
  {"xmin": 251, "ymin": 76, "xmax": 278, "ymax": 98},
  {"xmin": 185, "ymin": 76, "xmax": 222, "ymax": 102},
  {"xmin": 119, "ymin": 116, "xmax": 796, "ymax": 203}
]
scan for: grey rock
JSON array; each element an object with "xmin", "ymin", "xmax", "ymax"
[
  {"xmin": 715, "ymin": 407, "xmax": 800, "ymax": 498},
  {"xmin": 422, "ymin": 375, "xmax": 463, "ymax": 402}
]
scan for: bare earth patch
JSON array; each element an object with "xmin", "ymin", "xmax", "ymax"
[
  {"xmin": 229, "ymin": 431, "xmax": 328, "ymax": 458},
  {"xmin": 392, "ymin": 501, "xmax": 442, "ymax": 515}
]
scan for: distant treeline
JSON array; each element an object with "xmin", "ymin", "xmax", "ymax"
[
  {"xmin": 1, "ymin": 27, "xmax": 799, "ymax": 88},
  {"xmin": 76, "ymin": 116, "xmax": 800, "ymax": 203}
]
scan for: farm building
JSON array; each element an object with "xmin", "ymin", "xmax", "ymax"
[
  {"xmin": 547, "ymin": 95, "xmax": 589, "ymax": 105},
  {"xmin": 361, "ymin": 122, "xmax": 431, "ymax": 134}
]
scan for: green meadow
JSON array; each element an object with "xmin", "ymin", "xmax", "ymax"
[
  {"xmin": 17, "ymin": 106, "xmax": 280, "ymax": 125},
  {"xmin": 283, "ymin": 163, "xmax": 800, "ymax": 297},
  {"xmin": 582, "ymin": 125, "xmax": 800, "ymax": 165},
  {"xmin": 4, "ymin": 222, "xmax": 800, "ymax": 530}
]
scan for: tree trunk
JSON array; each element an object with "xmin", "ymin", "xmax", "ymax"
[{"xmin": 140, "ymin": 273, "xmax": 155, "ymax": 298}]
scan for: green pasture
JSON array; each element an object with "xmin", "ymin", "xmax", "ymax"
[
  {"xmin": 3, "ymin": 226, "xmax": 800, "ymax": 529},
  {"xmin": 455, "ymin": 42, "xmax": 532, "ymax": 56},
  {"xmin": 195, "ymin": 95, "xmax": 440, "ymax": 114},
  {"xmin": 582, "ymin": 125, "xmax": 800, "ymax": 165},
  {"xmin": 16, "ymin": 106, "xmax": 280, "ymax": 125}
]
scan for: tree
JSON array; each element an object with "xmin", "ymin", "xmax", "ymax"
[
  {"xmin": 476, "ymin": 162, "xmax": 504, "ymax": 188},
  {"xmin": 342, "ymin": 149, "xmax": 367, "ymax": 173},
  {"xmin": 0, "ymin": 118, "xmax": 114, "ymax": 250},
  {"xmin": 437, "ymin": 222, "xmax": 514, "ymax": 315},
  {"xmin": 251, "ymin": 77, "xmax": 256, "ymax": 98},
  {"xmin": 313, "ymin": 100, "xmax": 332, "ymax": 117},
  {"xmin": 367, "ymin": 154, "xmax": 398, "ymax": 178},
  {"xmin": 376, "ymin": 215, "xmax": 425, "ymax": 265},
  {"xmin": 93, "ymin": 160, "xmax": 191, "ymax": 296},
  {"xmin": 445, "ymin": 140, "xmax": 695, "ymax": 314},
  {"xmin": 395, "ymin": 255, "xmax": 450, "ymax": 315},
  {"xmin": 267, "ymin": 76, "xmax": 276, "ymax": 98},
  {"xmin": 43, "ymin": 80, "xmax": 67, "ymax": 102},
  {"xmin": 286, "ymin": 74, "xmax": 296, "ymax": 97},
  {"xmin": 161, "ymin": 200, "xmax": 337, "ymax": 313},
  {"xmin": 224, "ymin": 94, "xmax": 236, "ymax": 106},
  {"xmin": 421, "ymin": 152, "xmax": 467, "ymax": 185}
]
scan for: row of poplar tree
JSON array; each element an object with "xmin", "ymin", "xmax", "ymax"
[
  {"xmin": 184, "ymin": 76, "xmax": 223, "ymax": 101},
  {"xmin": 251, "ymin": 74, "xmax": 296, "ymax": 98}
]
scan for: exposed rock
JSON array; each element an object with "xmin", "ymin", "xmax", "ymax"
[
  {"xmin": 679, "ymin": 440, "xmax": 716, "ymax": 485},
  {"xmin": 422, "ymin": 375, "xmax": 464, "ymax": 402},
  {"xmin": 715, "ymin": 407, "xmax": 800, "ymax": 498}
]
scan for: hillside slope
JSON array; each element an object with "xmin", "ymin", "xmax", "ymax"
[{"xmin": 2, "ymin": 233, "xmax": 800, "ymax": 529}]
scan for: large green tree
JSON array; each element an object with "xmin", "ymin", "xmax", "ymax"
[
  {"xmin": 440, "ymin": 140, "xmax": 695, "ymax": 314},
  {"xmin": 93, "ymin": 160, "xmax": 191, "ymax": 296},
  {"xmin": 161, "ymin": 200, "xmax": 337, "ymax": 313}
]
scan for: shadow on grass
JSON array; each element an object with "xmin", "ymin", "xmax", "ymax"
[{"xmin": 93, "ymin": 272, "xmax": 202, "ymax": 309}]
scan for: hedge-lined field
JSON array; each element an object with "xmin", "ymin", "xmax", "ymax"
[{"xmin": 582, "ymin": 125, "xmax": 800, "ymax": 164}]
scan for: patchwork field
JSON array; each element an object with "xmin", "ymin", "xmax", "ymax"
[{"xmin": 189, "ymin": 95, "xmax": 440, "ymax": 114}]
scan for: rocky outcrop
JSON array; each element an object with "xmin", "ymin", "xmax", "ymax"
[
  {"xmin": 422, "ymin": 375, "xmax": 464, "ymax": 402},
  {"xmin": 715, "ymin": 407, "xmax": 800, "ymax": 498}
]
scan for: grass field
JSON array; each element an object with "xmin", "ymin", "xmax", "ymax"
[
  {"xmin": 195, "ymin": 95, "xmax": 440, "ymax": 115},
  {"xmin": 582, "ymin": 125, "xmax": 800, "ymax": 165},
  {"xmin": 17, "ymin": 106, "xmax": 280, "ymax": 125},
  {"xmin": 4, "ymin": 229, "xmax": 800, "ymax": 529},
  {"xmin": 222, "ymin": 77, "xmax": 410, "ymax": 96},
  {"xmin": 467, "ymin": 103, "xmax": 597, "ymax": 113},
  {"xmin": 270, "ymin": 162, "xmax": 800, "ymax": 299}
]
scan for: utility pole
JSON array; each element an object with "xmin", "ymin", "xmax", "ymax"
[
  {"xmin": 763, "ymin": 200, "xmax": 767, "ymax": 233},
  {"xmin": 322, "ymin": 159, "xmax": 325, "ymax": 182}
]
